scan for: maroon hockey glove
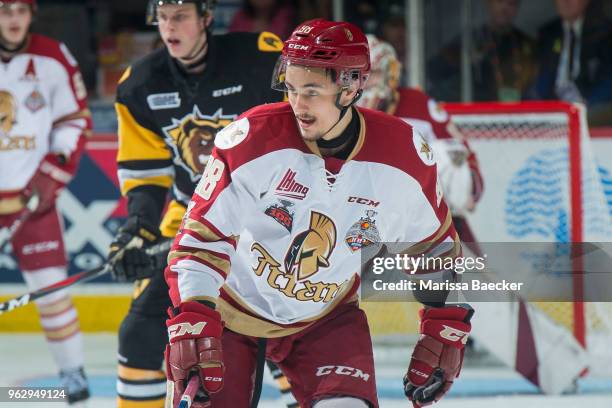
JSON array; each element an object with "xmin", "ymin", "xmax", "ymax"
[
  {"xmin": 165, "ymin": 301, "xmax": 224, "ymax": 408},
  {"xmin": 22, "ymin": 154, "xmax": 72, "ymax": 214},
  {"xmin": 404, "ymin": 304, "xmax": 474, "ymax": 407}
]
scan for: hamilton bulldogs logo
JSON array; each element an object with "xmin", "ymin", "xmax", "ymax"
[
  {"xmin": 345, "ymin": 210, "xmax": 381, "ymax": 252},
  {"xmin": 285, "ymin": 211, "xmax": 337, "ymax": 281},
  {"xmin": 0, "ymin": 91, "xmax": 16, "ymax": 136},
  {"xmin": 265, "ymin": 200, "xmax": 295, "ymax": 232},
  {"xmin": 163, "ymin": 107, "xmax": 235, "ymax": 180}
]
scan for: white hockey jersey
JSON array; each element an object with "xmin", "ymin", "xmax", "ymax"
[
  {"xmin": 0, "ymin": 34, "xmax": 89, "ymax": 193},
  {"xmin": 166, "ymin": 102, "xmax": 459, "ymax": 338}
]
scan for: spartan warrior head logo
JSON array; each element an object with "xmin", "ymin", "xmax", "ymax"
[
  {"xmin": 285, "ymin": 211, "xmax": 337, "ymax": 281},
  {"xmin": 0, "ymin": 90, "xmax": 16, "ymax": 135},
  {"xmin": 163, "ymin": 107, "xmax": 235, "ymax": 179}
]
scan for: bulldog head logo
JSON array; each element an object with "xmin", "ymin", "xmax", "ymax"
[
  {"xmin": 0, "ymin": 90, "xmax": 16, "ymax": 135},
  {"xmin": 285, "ymin": 211, "xmax": 337, "ymax": 281},
  {"xmin": 163, "ymin": 107, "xmax": 235, "ymax": 178}
]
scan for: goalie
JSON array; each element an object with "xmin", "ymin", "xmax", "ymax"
[{"xmin": 164, "ymin": 19, "xmax": 474, "ymax": 408}]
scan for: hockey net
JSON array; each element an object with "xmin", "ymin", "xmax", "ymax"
[{"xmin": 362, "ymin": 101, "xmax": 612, "ymax": 376}]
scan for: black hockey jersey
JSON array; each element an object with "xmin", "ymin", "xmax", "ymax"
[{"xmin": 115, "ymin": 31, "xmax": 284, "ymax": 212}]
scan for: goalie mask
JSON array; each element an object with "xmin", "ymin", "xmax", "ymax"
[
  {"xmin": 146, "ymin": 0, "xmax": 216, "ymax": 25},
  {"xmin": 357, "ymin": 35, "xmax": 401, "ymax": 113}
]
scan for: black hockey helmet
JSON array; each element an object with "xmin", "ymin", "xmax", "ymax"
[{"xmin": 146, "ymin": 0, "xmax": 217, "ymax": 25}]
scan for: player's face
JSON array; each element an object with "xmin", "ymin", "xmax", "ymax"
[
  {"xmin": 157, "ymin": 4, "xmax": 207, "ymax": 60},
  {"xmin": 285, "ymin": 65, "xmax": 345, "ymax": 142},
  {"xmin": 0, "ymin": 3, "xmax": 32, "ymax": 48}
]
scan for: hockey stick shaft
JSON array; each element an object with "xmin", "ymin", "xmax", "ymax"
[
  {"xmin": 177, "ymin": 375, "xmax": 200, "ymax": 408},
  {"xmin": 0, "ymin": 239, "xmax": 172, "ymax": 315}
]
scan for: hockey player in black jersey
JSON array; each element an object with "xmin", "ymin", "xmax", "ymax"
[{"xmin": 107, "ymin": 1, "xmax": 285, "ymax": 406}]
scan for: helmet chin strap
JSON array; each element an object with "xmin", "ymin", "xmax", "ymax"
[{"xmin": 316, "ymin": 89, "xmax": 363, "ymax": 148}]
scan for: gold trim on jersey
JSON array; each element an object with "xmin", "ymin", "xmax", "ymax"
[
  {"xmin": 121, "ymin": 175, "xmax": 173, "ymax": 196},
  {"xmin": 116, "ymin": 102, "xmax": 172, "ymax": 162},
  {"xmin": 53, "ymin": 108, "xmax": 92, "ymax": 126},
  {"xmin": 347, "ymin": 109, "xmax": 366, "ymax": 161},
  {"xmin": 168, "ymin": 249, "xmax": 230, "ymax": 276},
  {"xmin": 118, "ymin": 66, "xmax": 132, "ymax": 85},
  {"xmin": 302, "ymin": 109, "xmax": 366, "ymax": 160},
  {"xmin": 180, "ymin": 217, "xmax": 236, "ymax": 243},
  {"xmin": 217, "ymin": 277, "xmax": 357, "ymax": 338},
  {"xmin": 257, "ymin": 31, "xmax": 283, "ymax": 52},
  {"xmin": 0, "ymin": 196, "xmax": 24, "ymax": 215},
  {"xmin": 159, "ymin": 200, "xmax": 186, "ymax": 238},
  {"xmin": 400, "ymin": 209, "xmax": 454, "ymax": 257}
]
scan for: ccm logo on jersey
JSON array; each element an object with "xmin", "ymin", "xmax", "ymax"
[
  {"xmin": 315, "ymin": 365, "xmax": 370, "ymax": 382},
  {"xmin": 167, "ymin": 322, "xmax": 207, "ymax": 339},
  {"xmin": 439, "ymin": 325, "xmax": 469, "ymax": 344},
  {"xmin": 147, "ymin": 92, "xmax": 181, "ymax": 110},
  {"xmin": 288, "ymin": 43, "xmax": 309, "ymax": 50},
  {"xmin": 348, "ymin": 196, "xmax": 380, "ymax": 207},
  {"xmin": 212, "ymin": 85, "xmax": 243, "ymax": 98}
]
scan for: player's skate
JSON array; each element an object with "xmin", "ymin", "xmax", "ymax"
[{"xmin": 60, "ymin": 367, "xmax": 90, "ymax": 405}]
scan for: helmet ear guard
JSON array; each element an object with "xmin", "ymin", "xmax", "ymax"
[{"xmin": 145, "ymin": 0, "xmax": 216, "ymax": 25}]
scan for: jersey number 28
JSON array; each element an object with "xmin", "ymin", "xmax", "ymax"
[{"xmin": 196, "ymin": 157, "xmax": 225, "ymax": 200}]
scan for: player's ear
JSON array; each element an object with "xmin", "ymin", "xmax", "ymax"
[
  {"xmin": 202, "ymin": 11, "xmax": 214, "ymax": 29},
  {"xmin": 340, "ymin": 84, "xmax": 359, "ymax": 106}
]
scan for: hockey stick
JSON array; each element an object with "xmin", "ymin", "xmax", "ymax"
[
  {"xmin": 0, "ymin": 239, "xmax": 172, "ymax": 315},
  {"xmin": 178, "ymin": 375, "xmax": 200, "ymax": 408},
  {"xmin": 0, "ymin": 193, "xmax": 40, "ymax": 252}
]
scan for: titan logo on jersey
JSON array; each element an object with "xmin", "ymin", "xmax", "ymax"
[
  {"xmin": 0, "ymin": 91, "xmax": 16, "ymax": 135},
  {"xmin": 163, "ymin": 107, "xmax": 235, "ymax": 180},
  {"xmin": 345, "ymin": 210, "xmax": 381, "ymax": 252},
  {"xmin": 275, "ymin": 169, "xmax": 310, "ymax": 200},
  {"xmin": 251, "ymin": 211, "xmax": 348, "ymax": 303},
  {"xmin": 0, "ymin": 90, "xmax": 35, "ymax": 151}
]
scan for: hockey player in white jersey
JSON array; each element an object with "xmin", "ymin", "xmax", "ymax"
[
  {"xmin": 164, "ymin": 19, "xmax": 474, "ymax": 408},
  {"xmin": 0, "ymin": 0, "xmax": 91, "ymax": 404}
]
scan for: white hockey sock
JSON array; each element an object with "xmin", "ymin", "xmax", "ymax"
[{"xmin": 22, "ymin": 267, "xmax": 85, "ymax": 371}]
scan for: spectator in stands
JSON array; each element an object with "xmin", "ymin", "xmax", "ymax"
[
  {"xmin": 229, "ymin": 0, "xmax": 295, "ymax": 39},
  {"xmin": 427, "ymin": 0, "xmax": 537, "ymax": 102},
  {"xmin": 529, "ymin": 0, "xmax": 612, "ymax": 125},
  {"xmin": 295, "ymin": 0, "xmax": 332, "ymax": 22}
]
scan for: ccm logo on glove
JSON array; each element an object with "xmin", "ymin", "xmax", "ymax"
[
  {"xmin": 439, "ymin": 325, "xmax": 469, "ymax": 344},
  {"xmin": 168, "ymin": 321, "xmax": 207, "ymax": 339}
]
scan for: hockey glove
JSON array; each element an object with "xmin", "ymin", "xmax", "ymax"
[
  {"xmin": 108, "ymin": 216, "xmax": 161, "ymax": 281},
  {"xmin": 404, "ymin": 304, "xmax": 474, "ymax": 407},
  {"xmin": 22, "ymin": 154, "xmax": 73, "ymax": 214},
  {"xmin": 165, "ymin": 301, "xmax": 224, "ymax": 408}
]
